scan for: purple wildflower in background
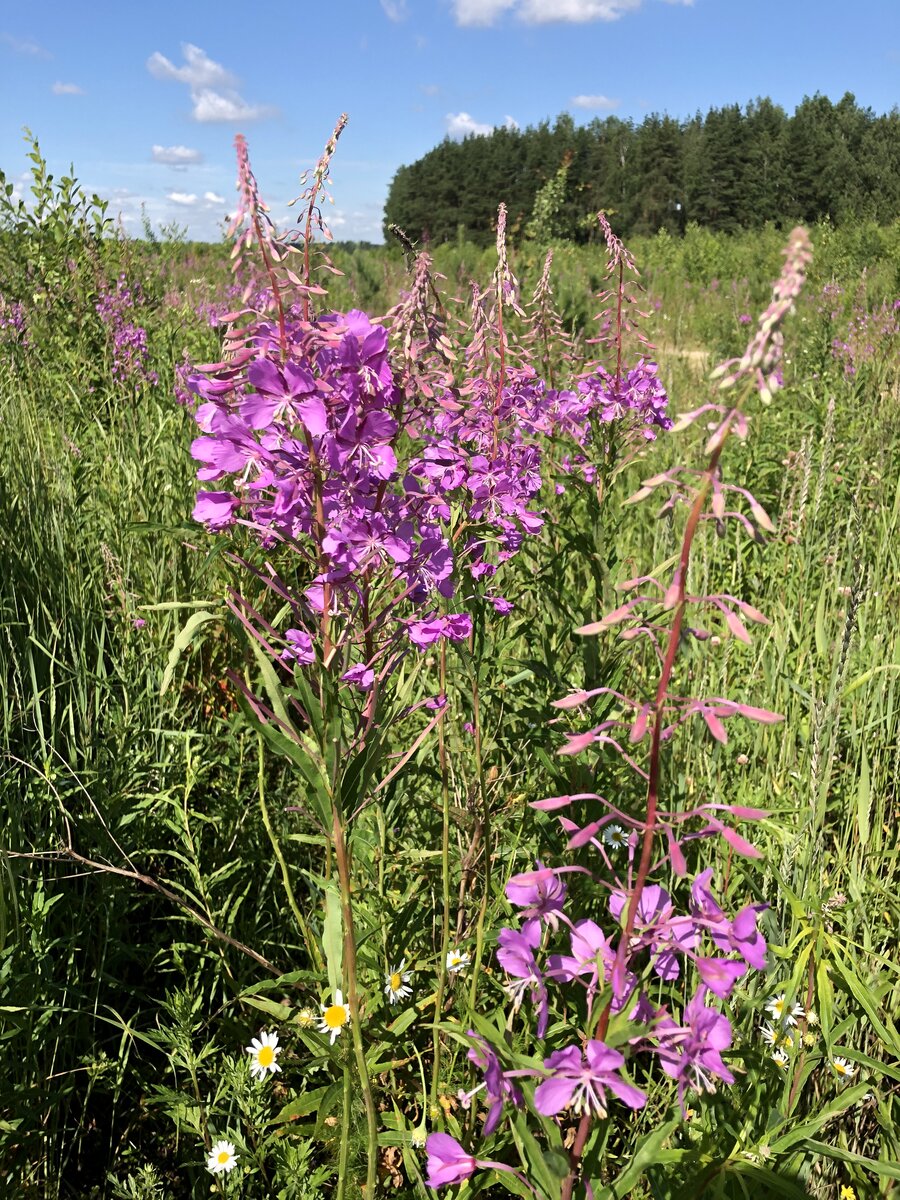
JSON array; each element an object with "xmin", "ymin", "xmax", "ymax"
[
  {"xmin": 534, "ymin": 1041, "xmax": 646, "ymax": 1118},
  {"xmin": 95, "ymin": 274, "xmax": 157, "ymax": 386}
]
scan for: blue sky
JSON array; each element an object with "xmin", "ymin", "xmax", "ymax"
[{"xmin": 2, "ymin": 0, "xmax": 898, "ymax": 241}]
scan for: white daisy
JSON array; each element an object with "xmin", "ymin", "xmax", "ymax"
[
  {"xmin": 771, "ymin": 1048, "xmax": 790, "ymax": 1070},
  {"xmin": 446, "ymin": 949, "xmax": 470, "ymax": 974},
  {"xmin": 760, "ymin": 1022, "xmax": 781, "ymax": 1046},
  {"xmin": 765, "ymin": 994, "xmax": 804, "ymax": 1026},
  {"xmin": 805, "ymin": 1008, "xmax": 820, "ymax": 1027},
  {"xmin": 832, "ymin": 1056, "xmax": 857, "ymax": 1080},
  {"xmin": 384, "ymin": 960, "xmax": 412, "ymax": 1005},
  {"xmin": 206, "ymin": 1140, "xmax": 238, "ymax": 1174},
  {"xmin": 601, "ymin": 823, "xmax": 629, "ymax": 850},
  {"xmin": 245, "ymin": 1030, "xmax": 280, "ymax": 1079},
  {"xmin": 319, "ymin": 989, "xmax": 350, "ymax": 1044}
]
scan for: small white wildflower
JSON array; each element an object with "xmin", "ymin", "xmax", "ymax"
[
  {"xmin": 805, "ymin": 1009, "xmax": 820, "ymax": 1027},
  {"xmin": 245, "ymin": 1030, "xmax": 280, "ymax": 1079},
  {"xmin": 832, "ymin": 1056, "xmax": 858, "ymax": 1080},
  {"xmin": 384, "ymin": 960, "xmax": 412, "ymax": 1005},
  {"xmin": 319, "ymin": 989, "xmax": 350, "ymax": 1044},
  {"xmin": 766, "ymin": 993, "xmax": 803, "ymax": 1026},
  {"xmin": 760, "ymin": 1022, "xmax": 781, "ymax": 1046},
  {"xmin": 446, "ymin": 949, "xmax": 470, "ymax": 974},
  {"xmin": 771, "ymin": 1048, "xmax": 790, "ymax": 1070},
  {"xmin": 207, "ymin": 1140, "xmax": 238, "ymax": 1174},
  {"xmin": 601, "ymin": 823, "xmax": 629, "ymax": 850}
]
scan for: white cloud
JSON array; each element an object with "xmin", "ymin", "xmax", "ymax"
[
  {"xmin": 571, "ymin": 94, "xmax": 620, "ymax": 110},
  {"xmin": 380, "ymin": 0, "xmax": 408, "ymax": 19},
  {"xmin": 190, "ymin": 88, "xmax": 272, "ymax": 123},
  {"xmin": 453, "ymin": 0, "xmax": 516, "ymax": 25},
  {"xmin": 203, "ymin": 191, "xmax": 225, "ymax": 204},
  {"xmin": 152, "ymin": 144, "xmax": 203, "ymax": 166},
  {"xmin": 420, "ymin": 83, "xmax": 440, "ymax": 96},
  {"xmin": 446, "ymin": 112, "xmax": 493, "ymax": 137},
  {"xmin": 147, "ymin": 43, "xmax": 235, "ymax": 88},
  {"xmin": 147, "ymin": 43, "xmax": 274, "ymax": 123},
  {"xmin": 1, "ymin": 32, "xmax": 51, "ymax": 57},
  {"xmin": 446, "ymin": 112, "xmax": 518, "ymax": 138},
  {"xmin": 167, "ymin": 191, "xmax": 197, "ymax": 206},
  {"xmin": 454, "ymin": 0, "xmax": 691, "ymax": 24},
  {"xmin": 51, "ymin": 81, "xmax": 84, "ymax": 95}
]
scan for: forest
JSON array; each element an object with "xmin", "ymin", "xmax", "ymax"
[{"xmin": 383, "ymin": 93, "xmax": 900, "ymax": 245}]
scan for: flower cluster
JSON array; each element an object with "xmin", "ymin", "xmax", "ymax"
[
  {"xmin": 425, "ymin": 861, "xmax": 766, "ymax": 1187},
  {"xmin": 95, "ymin": 274, "xmax": 158, "ymax": 386},
  {"xmin": 0, "ymin": 296, "xmax": 28, "ymax": 348},
  {"xmin": 189, "ymin": 300, "xmax": 667, "ymax": 664}
]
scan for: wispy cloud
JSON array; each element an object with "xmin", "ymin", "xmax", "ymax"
[
  {"xmin": 147, "ymin": 43, "xmax": 275, "ymax": 123},
  {"xmin": 1, "ymin": 31, "xmax": 51, "ymax": 57},
  {"xmin": 51, "ymin": 81, "xmax": 84, "ymax": 95},
  {"xmin": 446, "ymin": 111, "xmax": 518, "ymax": 138},
  {"xmin": 380, "ymin": 0, "xmax": 408, "ymax": 19},
  {"xmin": 571, "ymin": 93, "xmax": 620, "ymax": 110},
  {"xmin": 203, "ymin": 191, "xmax": 225, "ymax": 204},
  {"xmin": 167, "ymin": 191, "xmax": 197, "ymax": 206},
  {"xmin": 453, "ymin": 0, "xmax": 691, "ymax": 25},
  {"xmin": 152, "ymin": 144, "xmax": 204, "ymax": 166},
  {"xmin": 420, "ymin": 83, "xmax": 440, "ymax": 96}
]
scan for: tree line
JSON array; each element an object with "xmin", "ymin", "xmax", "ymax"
[{"xmin": 383, "ymin": 94, "xmax": 900, "ymax": 246}]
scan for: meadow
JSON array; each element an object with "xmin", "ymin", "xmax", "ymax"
[{"xmin": 1, "ymin": 134, "xmax": 899, "ymax": 1200}]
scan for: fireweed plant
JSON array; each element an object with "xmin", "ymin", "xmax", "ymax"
[
  {"xmin": 185, "ymin": 124, "xmax": 674, "ymax": 1193},
  {"xmin": 420, "ymin": 228, "xmax": 815, "ymax": 1198}
]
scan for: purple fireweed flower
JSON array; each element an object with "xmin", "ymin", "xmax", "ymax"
[
  {"xmin": 425, "ymin": 1134, "xmax": 476, "ymax": 1187},
  {"xmin": 505, "ymin": 864, "xmax": 567, "ymax": 935},
  {"xmin": 655, "ymin": 990, "xmax": 734, "ymax": 1110},
  {"xmin": 609, "ymin": 885, "xmax": 698, "ymax": 981},
  {"xmin": 193, "ymin": 491, "xmax": 241, "ymax": 531},
  {"xmin": 695, "ymin": 956, "xmax": 746, "ymax": 998},
  {"xmin": 424, "ymin": 1133, "xmax": 522, "ymax": 1190},
  {"xmin": 341, "ymin": 663, "xmax": 375, "ymax": 691},
  {"xmin": 496, "ymin": 925, "xmax": 548, "ymax": 1036},
  {"xmin": 280, "ymin": 628, "xmax": 315, "ymax": 665},
  {"xmin": 691, "ymin": 869, "xmax": 767, "ymax": 970},
  {"xmin": 547, "ymin": 919, "xmax": 620, "ymax": 1006},
  {"xmin": 407, "ymin": 613, "xmax": 472, "ymax": 649},
  {"xmin": 534, "ymin": 1041, "xmax": 646, "ymax": 1118},
  {"xmin": 465, "ymin": 1033, "xmax": 524, "ymax": 1136}
]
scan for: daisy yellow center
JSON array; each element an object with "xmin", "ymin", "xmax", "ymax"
[
  {"xmin": 257, "ymin": 1045, "xmax": 275, "ymax": 1067},
  {"xmin": 450, "ymin": 955, "xmax": 461, "ymax": 966},
  {"xmin": 835, "ymin": 1061, "xmax": 848, "ymax": 1075},
  {"xmin": 773, "ymin": 1000, "xmax": 784, "ymax": 1016},
  {"xmin": 324, "ymin": 1004, "xmax": 347, "ymax": 1029},
  {"xmin": 217, "ymin": 1151, "xmax": 230, "ymax": 1164},
  {"xmin": 390, "ymin": 973, "xmax": 402, "ymax": 991}
]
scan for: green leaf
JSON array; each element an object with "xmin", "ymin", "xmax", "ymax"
[
  {"xmin": 272, "ymin": 1082, "xmax": 342, "ymax": 1124},
  {"xmin": 592, "ymin": 1117, "xmax": 680, "ymax": 1199},
  {"xmin": 159, "ymin": 610, "xmax": 220, "ymax": 695},
  {"xmin": 804, "ymin": 1138, "xmax": 900, "ymax": 1180},
  {"xmin": 241, "ymin": 995, "xmax": 293, "ymax": 1022},
  {"xmin": 323, "ymin": 883, "xmax": 343, "ymax": 996},
  {"xmin": 769, "ymin": 1082, "xmax": 870, "ymax": 1152}
]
